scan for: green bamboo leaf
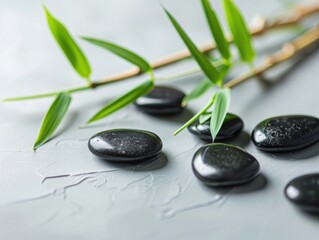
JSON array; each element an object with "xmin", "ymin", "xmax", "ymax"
[
  {"xmin": 201, "ymin": 0, "xmax": 231, "ymax": 60},
  {"xmin": 81, "ymin": 37, "xmax": 152, "ymax": 73},
  {"xmin": 223, "ymin": 0, "xmax": 255, "ymax": 63},
  {"xmin": 182, "ymin": 63, "xmax": 231, "ymax": 105},
  {"xmin": 210, "ymin": 88, "xmax": 231, "ymax": 140},
  {"xmin": 164, "ymin": 8, "xmax": 221, "ymax": 86},
  {"xmin": 182, "ymin": 78, "xmax": 213, "ymax": 105},
  {"xmin": 199, "ymin": 112, "xmax": 211, "ymax": 124},
  {"xmin": 33, "ymin": 92, "xmax": 72, "ymax": 150},
  {"xmin": 43, "ymin": 6, "xmax": 91, "ymax": 79},
  {"xmin": 174, "ymin": 95, "xmax": 215, "ymax": 136},
  {"xmin": 86, "ymin": 80, "xmax": 154, "ymax": 124}
]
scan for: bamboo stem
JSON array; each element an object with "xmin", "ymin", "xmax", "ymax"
[
  {"xmin": 224, "ymin": 25, "xmax": 319, "ymax": 89},
  {"xmin": 3, "ymin": 3, "xmax": 318, "ymax": 102},
  {"xmin": 94, "ymin": 3, "xmax": 319, "ymax": 86}
]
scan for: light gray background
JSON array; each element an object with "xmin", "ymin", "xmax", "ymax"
[{"xmin": 0, "ymin": 0, "xmax": 318, "ymax": 239}]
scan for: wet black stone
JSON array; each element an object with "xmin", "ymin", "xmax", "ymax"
[
  {"xmin": 135, "ymin": 86, "xmax": 185, "ymax": 115},
  {"xmin": 285, "ymin": 174, "xmax": 319, "ymax": 212},
  {"xmin": 192, "ymin": 143, "xmax": 260, "ymax": 187},
  {"xmin": 252, "ymin": 115, "xmax": 319, "ymax": 152},
  {"xmin": 188, "ymin": 113, "xmax": 243, "ymax": 141},
  {"xmin": 88, "ymin": 129, "xmax": 162, "ymax": 162}
]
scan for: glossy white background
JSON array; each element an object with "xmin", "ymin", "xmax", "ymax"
[{"xmin": 0, "ymin": 0, "xmax": 318, "ymax": 239}]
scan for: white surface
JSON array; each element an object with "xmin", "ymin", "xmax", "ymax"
[{"xmin": 0, "ymin": 0, "xmax": 319, "ymax": 239}]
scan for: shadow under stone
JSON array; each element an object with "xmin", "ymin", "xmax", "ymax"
[
  {"xmin": 299, "ymin": 209, "xmax": 319, "ymax": 221},
  {"xmin": 216, "ymin": 131, "xmax": 251, "ymax": 149},
  {"xmin": 101, "ymin": 152, "xmax": 168, "ymax": 171},
  {"xmin": 192, "ymin": 130, "xmax": 251, "ymax": 149},
  {"xmin": 229, "ymin": 174, "xmax": 268, "ymax": 194},
  {"xmin": 256, "ymin": 46, "xmax": 319, "ymax": 89},
  {"xmin": 203, "ymin": 174, "xmax": 268, "ymax": 194},
  {"xmin": 263, "ymin": 140, "xmax": 319, "ymax": 160},
  {"xmin": 145, "ymin": 108, "xmax": 195, "ymax": 124}
]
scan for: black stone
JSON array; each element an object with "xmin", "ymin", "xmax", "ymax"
[
  {"xmin": 88, "ymin": 129, "xmax": 162, "ymax": 162},
  {"xmin": 285, "ymin": 174, "xmax": 319, "ymax": 212},
  {"xmin": 252, "ymin": 115, "xmax": 319, "ymax": 152},
  {"xmin": 192, "ymin": 143, "xmax": 260, "ymax": 187},
  {"xmin": 134, "ymin": 86, "xmax": 185, "ymax": 115},
  {"xmin": 188, "ymin": 113, "xmax": 243, "ymax": 141}
]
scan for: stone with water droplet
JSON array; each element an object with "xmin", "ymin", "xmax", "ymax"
[
  {"xmin": 135, "ymin": 86, "xmax": 185, "ymax": 115},
  {"xmin": 252, "ymin": 115, "xmax": 319, "ymax": 152},
  {"xmin": 88, "ymin": 129, "xmax": 162, "ymax": 162},
  {"xmin": 192, "ymin": 143, "xmax": 260, "ymax": 186},
  {"xmin": 188, "ymin": 113, "xmax": 243, "ymax": 141},
  {"xmin": 285, "ymin": 174, "xmax": 319, "ymax": 212}
]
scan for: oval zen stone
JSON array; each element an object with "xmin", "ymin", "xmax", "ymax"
[
  {"xmin": 135, "ymin": 86, "xmax": 185, "ymax": 115},
  {"xmin": 88, "ymin": 129, "xmax": 162, "ymax": 162},
  {"xmin": 252, "ymin": 115, "xmax": 319, "ymax": 152},
  {"xmin": 188, "ymin": 113, "xmax": 243, "ymax": 141},
  {"xmin": 285, "ymin": 174, "xmax": 319, "ymax": 212},
  {"xmin": 192, "ymin": 143, "xmax": 260, "ymax": 187}
]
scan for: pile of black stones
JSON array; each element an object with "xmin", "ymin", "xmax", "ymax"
[{"xmin": 88, "ymin": 86, "xmax": 319, "ymax": 213}]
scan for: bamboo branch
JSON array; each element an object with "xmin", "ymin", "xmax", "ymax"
[
  {"xmin": 3, "ymin": 3, "xmax": 318, "ymax": 102},
  {"xmin": 224, "ymin": 25, "xmax": 319, "ymax": 89},
  {"xmin": 94, "ymin": 3, "xmax": 319, "ymax": 86}
]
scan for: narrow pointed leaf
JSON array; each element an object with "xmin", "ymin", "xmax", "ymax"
[
  {"xmin": 223, "ymin": 0, "xmax": 255, "ymax": 63},
  {"xmin": 199, "ymin": 113, "xmax": 211, "ymax": 124},
  {"xmin": 86, "ymin": 80, "xmax": 154, "ymax": 124},
  {"xmin": 210, "ymin": 88, "xmax": 231, "ymax": 140},
  {"xmin": 218, "ymin": 63, "xmax": 231, "ymax": 77},
  {"xmin": 81, "ymin": 37, "xmax": 151, "ymax": 73},
  {"xmin": 33, "ymin": 92, "xmax": 72, "ymax": 150},
  {"xmin": 201, "ymin": 0, "xmax": 231, "ymax": 60},
  {"xmin": 183, "ymin": 78, "xmax": 213, "ymax": 105},
  {"xmin": 44, "ymin": 6, "xmax": 91, "ymax": 78},
  {"xmin": 174, "ymin": 95, "xmax": 215, "ymax": 136},
  {"xmin": 183, "ymin": 63, "xmax": 231, "ymax": 105},
  {"xmin": 164, "ymin": 8, "xmax": 221, "ymax": 85}
]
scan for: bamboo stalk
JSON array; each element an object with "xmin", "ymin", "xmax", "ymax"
[
  {"xmin": 224, "ymin": 25, "xmax": 319, "ymax": 88},
  {"xmin": 94, "ymin": 3, "xmax": 319, "ymax": 86},
  {"xmin": 3, "ymin": 3, "xmax": 318, "ymax": 102}
]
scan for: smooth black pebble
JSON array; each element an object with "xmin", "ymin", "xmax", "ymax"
[
  {"xmin": 88, "ymin": 129, "xmax": 162, "ymax": 162},
  {"xmin": 188, "ymin": 113, "xmax": 243, "ymax": 141},
  {"xmin": 285, "ymin": 174, "xmax": 319, "ymax": 212},
  {"xmin": 192, "ymin": 143, "xmax": 260, "ymax": 187},
  {"xmin": 135, "ymin": 86, "xmax": 185, "ymax": 115},
  {"xmin": 252, "ymin": 115, "xmax": 319, "ymax": 152}
]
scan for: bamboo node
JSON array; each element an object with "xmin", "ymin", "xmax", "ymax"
[{"xmin": 251, "ymin": 15, "xmax": 266, "ymax": 33}]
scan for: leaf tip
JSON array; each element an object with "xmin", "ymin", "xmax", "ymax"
[
  {"xmin": 160, "ymin": 4, "xmax": 171, "ymax": 16},
  {"xmin": 42, "ymin": 3, "xmax": 50, "ymax": 15},
  {"xmin": 32, "ymin": 143, "xmax": 40, "ymax": 151},
  {"xmin": 79, "ymin": 36, "xmax": 88, "ymax": 41},
  {"xmin": 159, "ymin": 2, "xmax": 166, "ymax": 10},
  {"xmin": 86, "ymin": 118, "xmax": 93, "ymax": 124},
  {"xmin": 211, "ymin": 135, "xmax": 216, "ymax": 142},
  {"xmin": 84, "ymin": 118, "xmax": 95, "ymax": 126}
]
